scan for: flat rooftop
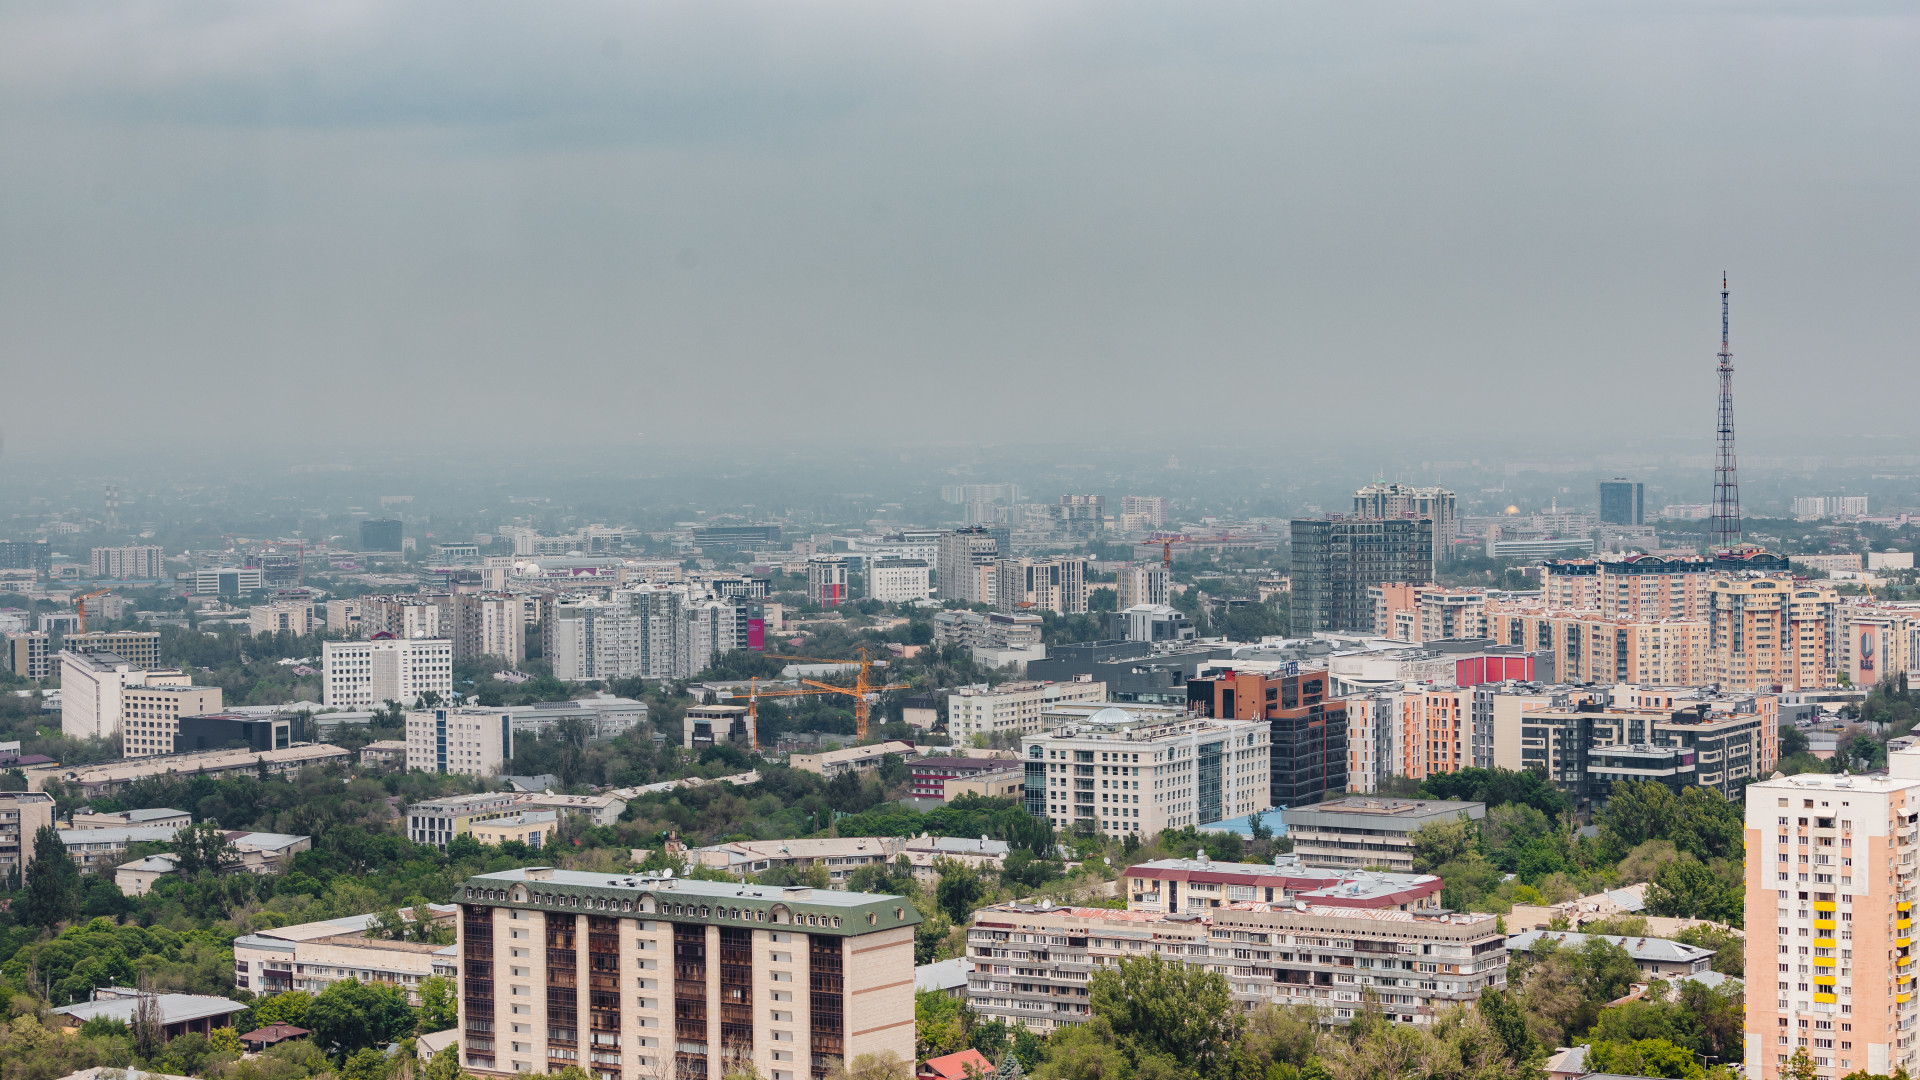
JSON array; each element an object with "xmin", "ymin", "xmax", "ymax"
[
  {"xmin": 463, "ymin": 867, "xmax": 921, "ymax": 936},
  {"xmin": 1286, "ymin": 798, "xmax": 1486, "ymax": 827}
]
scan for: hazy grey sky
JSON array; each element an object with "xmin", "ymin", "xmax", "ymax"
[{"xmin": 3, "ymin": 1, "xmax": 1916, "ymax": 454}]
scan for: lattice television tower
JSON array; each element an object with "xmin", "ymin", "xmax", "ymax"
[{"xmin": 1711, "ymin": 274, "xmax": 1742, "ymax": 550}]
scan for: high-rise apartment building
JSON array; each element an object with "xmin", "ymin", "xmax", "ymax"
[
  {"xmin": 994, "ymin": 557, "xmax": 1087, "ymax": 616},
  {"xmin": 549, "ymin": 587, "xmax": 746, "ymax": 683},
  {"xmin": 1598, "ymin": 479, "xmax": 1647, "ymax": 526},
  {"xmin": 60, "ymin": 651, "xmax": 151, "ymax": 741},
  {"xmin": 1056, "ymin": 495, "xmax": 1105, "ymax": 540},
  {"xmin": 456, "ymin": 592, "xmax": 527, "ymax": 665},
  {"xmin": 1487, "ymin": 607, "xmax": 1711, "ymax": 686},
  {"xmin": 1743, "ymin": 758, "xmax": 1920, "ymax": 1080},
  {"xmin": 0, "ymin": 541, "xmax": 51, "ymax": 574},
  {"xmin": 1113, "ymin": 563, "xmax": 1169, "ymax": 610},
  {"xmin": 406, "ymin": 707, "xmax": 516, "ymax": 777},
  {"xmin": 1371, "ymin": 585, "xmax": 1487, "ymax": 643},
  {"xmin": 1544, "ymin": 550, "xmax": 1793, "ymax": 621},
  {"xmin": 1185, "ymin": 665, "xmax": 1348, "ymax": 807},
  {"xmin": 1709, "ymin": 576, "xmax": 1841, "ymax": 692},
  {"xmin": 1290, "ymin": 518, "xmax": 1434, "ymax": 636},
  {"xmin": 454, "ymin": 868, "xmax": 918, "ymax": 1080},
  {"xmin": 936, "ymin": 528, "xmax": 999, "ymax": 605},
  {"xmin": 1353, "ymin": 482, "xmax": 1457, "ymax": 564},
  {"xmin": 806, "ymin": 556, "xmax": 848, "ymax": 607},
  {"xmin": 2, "ymin": 632, "xmax": 50, "ymax": 680},
  {"xmin": 89, "ymin": 546, "xmax": 166, "ymax": 580},
  {"xmin": 1838, "ymin": 605, "xmax": 1920, "ymax": 691},
  {"xmin": 360, "ymin": 595, "xmax": 446, "ymax": 639},
  {"xmin": 323, "ymin": 637, "xmax": 454, "ymax": 708},
  {"xmin": 1022, "ymin": 707, "xmax": 1269, "ymax": 834},
  {"xmin": 1118, "ymin": 495, "xmax": 1169, "ymax": 532},
  {"xmin": 362, "ymin": 519, "xmax": 404, "ymax": 552}
]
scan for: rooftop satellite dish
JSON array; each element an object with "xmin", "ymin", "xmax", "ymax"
[{"xmin": 663, "ymin": 868, "xmax": 674, "ymax": 878}]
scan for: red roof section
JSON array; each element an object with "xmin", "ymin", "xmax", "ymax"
[{"xmin": 920, "ymin": 1049, "xmax": 994, "ymax": 1080}]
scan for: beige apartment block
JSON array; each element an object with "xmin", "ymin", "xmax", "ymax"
[
  {"xmin": 1710, "ymin": 576, "xmax": 1840, "ymax": 692},
  {"xmin": 455, "ymin": 868, "xmax": 918, "ymax": 1080},
  {"xmin": 1486, "ymin": 605, "xmax": 1710, "ymax": 686},
  {"xmin": 119, "ymin": 683, "xmax": 224, "ymax": 758},
  {"xmin": 1743, "ymin": 755, "xmax": 1920, "ymax": 1080},
  {"xmin": 249, "ymin": 601, "xmax": 315, "ymax": 637},
  {"xmin": 0, "ymin": 792, "xmax": 54, "ymax": 881}
]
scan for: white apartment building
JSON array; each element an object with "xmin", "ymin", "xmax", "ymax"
[
  {"xmin": 455, "ymin": 592, "xmax": 526, "ymax": 665},
  {"xmin": 119, "ymin": 682, "xmax": 224, "ymax": 758},
  {"xmin": 250, "ymin": 601, "xmax": 315, "ymax": 637},
  {"xmin": 1023, "ymin": 707, "xmax": 1270, "ymax": 835},
  {"xmin": 946, "ymin": 681, "xmax": 1109, "ymax": 741},
  {"xmin": 1744, "ymin": 756, "xmax": 1920, "ymax": 1080},
  {"xmin": 90, "ymin": 546, "xmax": 165, "ymax": 580},
  {"xmin": 1119, "ymin": 495, "xmax": 1170, "ymax": 531},
  {"xmin": 59, "ymin": 651, "xmax": 160, "ymax": 741},
  {"xmin": 548, "ymin": 586, "xmax": 744, "ymax": 683},
  {"xmin": 1113, "ymin": 564, "xmax": 1170, "ymax": 610},
  {"xmin": 323, "ymin": 637, "xmax": 454, "ymax": 708},
  {"xmin": 406, "ymin": 707, "xmax": 517, "ymax": 777},
  {"xmin": 867, "ymin": 558, "xmax": 932, "ymax": 603},
  {"xmin": 234, "ymin": 906, "xmax": 457, "ymax": 1003}
]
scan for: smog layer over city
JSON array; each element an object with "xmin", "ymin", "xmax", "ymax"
[{"xmin": 0, "ymin": 6, "xmax": 1916, "ymax": 1080}]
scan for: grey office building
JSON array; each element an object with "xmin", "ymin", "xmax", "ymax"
[
  {"xmin": 1289, "ymin": 518, "xmax": 1433, "ymax": 636},
  {"xmin": 1597, "ymin": 479, "xmax": 1645, "ymax": 526}
]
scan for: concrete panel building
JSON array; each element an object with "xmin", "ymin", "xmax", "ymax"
[
  {"xmin": 323, "ymin": 636, "xmax": 454, "ymax": 708},
  {"xmin": 406, "ymin": 707, "xmax": 516, "ymax": 777},
  {"xmin": 936, "ymin": 528, "xmax": 999, "ymax": 605}
]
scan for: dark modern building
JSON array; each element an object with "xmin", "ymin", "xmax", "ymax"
[
  {"xmin": 174, "ymin": 713, "xmax": 295, "ymax": 754},
  {"xmin": 0, "ymin": 541, "xmax": 51, "ymax": 573},
  {"xmin": 1289, "ymin": 518, "xmax": 1434, "ymax": 636},
  {"xmin": 361, "ymin": 519, "xmax": 404, "ymax": 553},
  {"xmin": 1186, "ymin": 666, "xmax": 1348, "ymax": 807},
  {"xmin": 1597, "ymin": 479, "xmax": 1646, "ymax": 526}
]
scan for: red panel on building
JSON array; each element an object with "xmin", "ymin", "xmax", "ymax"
[{"xmin": 1455, "ymin": 655, "xmax": 1533, "ymax": 687}]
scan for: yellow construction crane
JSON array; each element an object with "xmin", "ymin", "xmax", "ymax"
[
  {"xmin": 762, "ymin": 647, "xmax": 910, "ymax": 743},
  {"xmin": 73, "ymin": 589, "xmax": 111, "ymax": 634}
]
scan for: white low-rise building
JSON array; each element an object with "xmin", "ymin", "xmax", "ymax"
[
  {"xmin": 946, "ymin": 680, "xmax": 1108, "ymax": 742},
  {"xmin": 233, "ymin": 905, "xmax": 457, "ymax": 1002}
]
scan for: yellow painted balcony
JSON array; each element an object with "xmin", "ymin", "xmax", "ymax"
[
  {"xmin": 1900, "ymin": 992, "xmax": 1912, "ymax": 1004},
  {"xmin": 1900, "ymin": 902, "xmax": 1913, "ymax": 913},
  {"xmin": 1816, "ymin": 919, "xmax": 1838, "ymax": 930},
  {"xmin": 1813, "ymin": 957, "xmax": 1838, "ymax": 968},
  {"xmin": 1902, "ymin": 919, "xmax": 1914, "ymax": 931},
  {"xmin": 1901, "ymin": 938, "xmax": 1914, "ymax": 949},
  {"xmin": 1815, "ymin": 937, "xmax": 1837, "ymax": 948},
  {"xmin": 1816, "ymin": 993, "xmax": 1838, "ymax": 1003},
  {"xmin": 1816, "ymin": 901, "xmax": 1838, "ymax": 912}
]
